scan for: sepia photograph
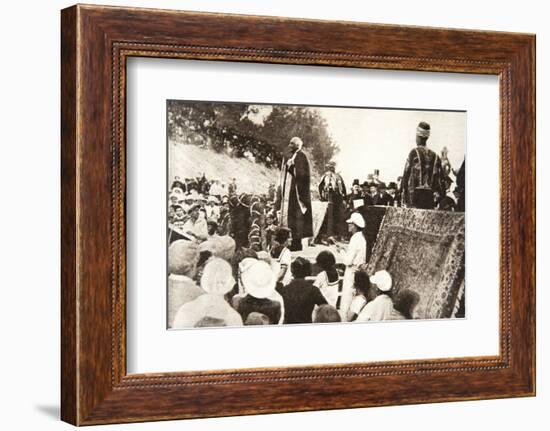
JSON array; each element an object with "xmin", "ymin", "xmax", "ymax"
[{"xmin": 166, "ymin": 100, "xmax": 466, "ymax": 329}]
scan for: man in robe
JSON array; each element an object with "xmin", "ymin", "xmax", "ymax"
[
  {"xmin": 318, "ymin": 161, "xmax": 347, "ymax": 241},
  {"xmin": 401, "ymin": 122, "xmax": 446, "ymax": 209},
  {"xmin": 277, "ymin": 137, "xmax": 313, "ymax": 251}
]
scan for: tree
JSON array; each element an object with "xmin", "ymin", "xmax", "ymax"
[
  {"xmin": 167, "ymin": 101, "xmax": 339, "ymax": 176},
  {"xmin": 259, "ymin": 106, "xmax": 339, "ymax": 173}
]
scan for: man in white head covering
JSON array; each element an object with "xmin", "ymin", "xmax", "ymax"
[
  {"xmin": 336, "ymin": 212, "xmax": 367, "ymax": 320},
  {"xmin": 356, "ymin": 270, "xmax": 395, "ymax": 322}
]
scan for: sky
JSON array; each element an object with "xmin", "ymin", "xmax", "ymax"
[{"xmin": 319, "ymin": 107, "xmax": 466, "ymax": 186}]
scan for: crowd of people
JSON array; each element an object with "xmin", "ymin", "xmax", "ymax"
[
  {"xmin": 167, "ymin": 171, "xmax": 418, "ymax": 328},
  {"xmin": 168, "ymin": 221, "xmax": 418, "ymax": 329}
]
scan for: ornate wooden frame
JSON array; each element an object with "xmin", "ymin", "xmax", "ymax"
[{"xmin": 61, "ymin": 4, "xmax": 536, "ymax": 425}]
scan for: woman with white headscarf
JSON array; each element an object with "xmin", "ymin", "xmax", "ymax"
[
  {"xmin": 356, "ymin": 270, "xmax": 395, "ymax": 322},
  {"xmin": 172, "ymin": 258, "xmax": 243, "ymax": 328}
]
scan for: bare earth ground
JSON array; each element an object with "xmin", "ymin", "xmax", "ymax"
[{"xmin": 169, "ymin": 142, "xmax": 279, "ymax": 194}]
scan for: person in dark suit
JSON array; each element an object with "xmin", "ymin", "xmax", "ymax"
[
  {"xmin": 277, "ymin": 137, "xmax": 313, "ymax": 251},
  {"xmin": 372, "ymin": 182, "xmax": 394, "ymax": 206},
  {"xmin": 387, "ymin": 182, "xmax": 398, "ymax": 206},
  {"xmin": 360, "ymin": 182, "xmax": 374, "ymax": 206}
]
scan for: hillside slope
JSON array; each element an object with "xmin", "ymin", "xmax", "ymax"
[{"xmin": 169, "ymin": 143, "xmax": 280, "ymax": 194}]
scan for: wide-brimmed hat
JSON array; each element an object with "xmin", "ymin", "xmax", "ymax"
[
  {"xmin": 200, "ymin": 257, "xmax": 235, "ymax": 295},
  {"xmin": 240, "ymin": 260, "xmax": 276, "ymax": 299},
  {"xmin": 370, "ymin": 270, "xmax": 393, "ymax": 292},
  {"xmin": 346, "ymin": 212, "xmax": 366, "ymax": 229}
]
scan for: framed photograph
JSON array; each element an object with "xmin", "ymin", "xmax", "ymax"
[{"xmin": 61, "ymin": 4, "xmax": 536, "ymax": 425}]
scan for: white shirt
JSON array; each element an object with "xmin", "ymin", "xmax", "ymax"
[
  {"xmin": 342, "ymin": 231, "xmax": 367, "ymax": 269},
  {"xmin": 276, "ymin": 247, "xmax": 293, "ymax": 285},
  {"xmin": 356, "ymin": 294, "xmax": 394, "ymax": 322},
  {"xmin": 349, "ymin": 295, "xmax": 368, "ymax": 316},
  {"xmin": 313, "ymin": 271, "xmax": 341, "ymax": 307}
]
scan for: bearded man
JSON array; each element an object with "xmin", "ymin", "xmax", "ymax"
[{"xmin": 277, "ymin": 137, "xmax": 313, "ymax": 251}]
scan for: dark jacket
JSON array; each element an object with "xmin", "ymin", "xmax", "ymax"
[
  {"xmin": 286, "ymin": 150, "xmax": 313, "ymax": 238},
  {"xmin": 372, "ymin": 192, "xmax": 394, "ymax": 206},
  {"xmin": 276, "ymin": 279, "xmax": 327, "ymax": 324}
]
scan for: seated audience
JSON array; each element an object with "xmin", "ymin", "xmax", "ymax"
[
  {"xmin": 277, "ymin": 257, "xmax": 327, "ymax": 324},
  {"xmin": 167, "ymin": 240, "xmax": 203, "ymax": 328},
  {"xmin": 173, "ymin": 258, "xmax": 243, "ymax": 328}
]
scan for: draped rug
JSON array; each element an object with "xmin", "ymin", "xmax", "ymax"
[{"xmin": 366, "ymin": 207, "xmax": 465, "ymax": 319}]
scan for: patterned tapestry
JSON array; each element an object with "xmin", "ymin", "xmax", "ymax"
[{"xmin": 366, "ymin": 207, "xmax": 465, "ymax": 319}]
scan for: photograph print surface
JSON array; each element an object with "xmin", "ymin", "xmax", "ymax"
[{"xmin": 166, "ymin": 100, "xmax": 465, "ymax": 329}]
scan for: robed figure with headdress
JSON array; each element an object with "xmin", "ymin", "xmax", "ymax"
[
  {"xmin": 318, "ymin": 161, "xmax": 347, "ymax": 240},
  {"xmin": 276, "ymin": 137, "xmax": 313, "ymax": 251},
  {"xmin": 401, "ymin": 122, "xmax": 446, "ymax": 209}
]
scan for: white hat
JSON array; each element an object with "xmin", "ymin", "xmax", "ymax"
[
  {"xmin": 200, "ymin": 257, "xmax": 235, "ymax": 295},
  {"xmin": 370, "ymin": 270, "xmax": 393, "ymax": 292},
  {"xmin": 240, "ymin": 260, "xmax": 276, "ymax": 299},
  {"xmin": 207, "ymin": 195, "xmax": 219, "ymax": 204},
  {"xmin": 346, "ymin": 212, "xmax": 366, "ymax": 229}
]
